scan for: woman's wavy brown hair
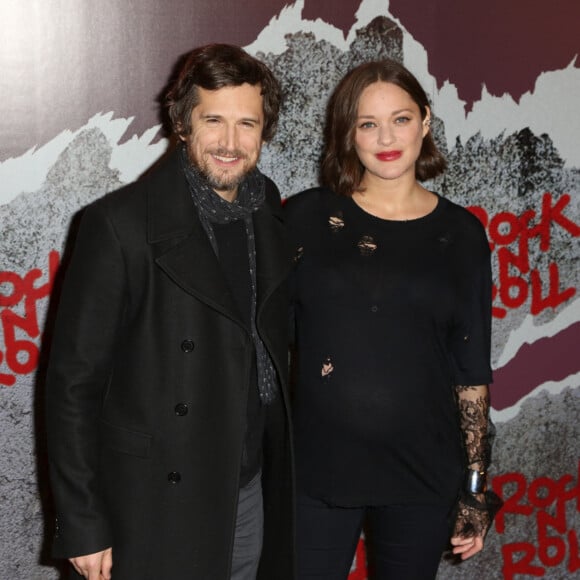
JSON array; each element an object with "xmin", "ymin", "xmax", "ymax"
[{"xmin": 321, "ymin": 59, "xmax": 447, "ymax": 196}]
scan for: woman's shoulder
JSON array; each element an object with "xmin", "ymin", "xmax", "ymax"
[
  {"xmin": 439, "ymin": 195, "xmax": 487, "ymax": 232},
  {"xmin": 437, "ymin": 194, "xmax": 490, "ymax": 252}
]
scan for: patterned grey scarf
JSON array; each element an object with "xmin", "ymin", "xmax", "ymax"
[{"xmin": 179, "ymin": 145, "xmax": 279, "ymax": 404}]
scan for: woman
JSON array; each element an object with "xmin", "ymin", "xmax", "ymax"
[{"xmin": 285, "ymin": 59, "xmax": 501, "ymax": 579}]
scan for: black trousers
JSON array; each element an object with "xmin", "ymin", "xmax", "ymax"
[{"xmin": 296, "ymin": 494, "xmax": 453, "ymax": 580}]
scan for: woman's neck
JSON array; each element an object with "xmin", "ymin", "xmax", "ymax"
[{"xmin": 352, "ymin": 175, "xmax": 437, "ymax": 221}]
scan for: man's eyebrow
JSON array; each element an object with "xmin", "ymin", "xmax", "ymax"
[{"xmin": 200, "ymin": 114, "xmax": 261, "ymax": 123}]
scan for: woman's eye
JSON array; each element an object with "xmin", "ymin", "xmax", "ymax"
[
  {"xmin": 359, "ymin": 121, "xmax": 376, "ymax": 129},
  {"xmin": 394, "ymin": 116, "xmax": 411, "ymax": 124}
]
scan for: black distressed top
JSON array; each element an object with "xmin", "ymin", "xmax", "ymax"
[{"xmin": 285, "ymin": 187, "xmax": 493, "ymax": 507}]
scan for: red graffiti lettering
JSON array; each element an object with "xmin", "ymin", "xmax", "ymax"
[
  {"xmin": 537, "ymin": 509, "xmax": 566, "ymax": 567},
  {"xmin": 502, "ymin": 542, "xmax": 545, "ymax": 579},
  {"xmin": 492, "ymin": 463, "xmax": 580, "ymax": 576},
  {"xmin": 569, "ymin": 530, "xmax": 580, "ymax": 573},
  {"xmin": 489, "ymin": 211, "xmax": 522, "ymax": 247},
  {"xmin": 527, "ymin": 193, "xmax": 580, "ymax": 252},
  {"xmin": 493, "ymin": 472, "xmax": 533, "ymax": 533},
  {"xmin": 530, "ymin": 263, "xmax": 576, "ymax": 315},
  {"xmin": 347, "ymin": 538, "xmax": 368, "ymax": 580},
  {"xmin": 497, "ymin": 247, "xmax": 528, "ymax": 309},
  {"xmin": 468, "ymin": 193, "xmax": 579, "ymax": 319},
  {"xmin": 489, "ymin": 284, "xmax": 507, "ymax": 318},
  {"xmin": 0, "ymin": 250, "xmax": 59, "ymax": 386},
  {"xmin": 528, "ymin": 476, "xmax": 560, "ymax": 510}
]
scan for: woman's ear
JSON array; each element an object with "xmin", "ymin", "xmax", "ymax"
[{"xmin": 422, "ymin": 106, "xmax": 431, "ymax": 137}]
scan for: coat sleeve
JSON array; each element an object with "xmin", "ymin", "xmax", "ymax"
[{"xmin": 46, "ymin": 200, "xmax": 127, "ymax": 558}]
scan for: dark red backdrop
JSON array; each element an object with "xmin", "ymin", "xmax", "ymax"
[{"xmin": 1, "ymin": 0, "xmax": 577, "ymax": 160}]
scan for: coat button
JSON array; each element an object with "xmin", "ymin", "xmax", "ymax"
[
  {"xmin": 181, "ymin": 339, "xmax": 195, "ymax": 352},
  {"xmin": 174, "ymin": 403, "xmax": 188, "ymax": 416},
  {"xmin": 168, "ymin": 471, "xmax": 181, "ymax": 484}
]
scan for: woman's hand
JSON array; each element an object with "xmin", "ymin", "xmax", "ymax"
[
  {"xmin": 451, "ymin": 491, "xmax": 489, "ymax": 560},
  {"xmin": 450, "ymin": 533, "xmax": 484, "ymax": 560}
]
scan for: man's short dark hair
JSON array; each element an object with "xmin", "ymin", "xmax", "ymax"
[{"xmin": 165, "ymin": 43, "xmax": 281, "ymax": 142}]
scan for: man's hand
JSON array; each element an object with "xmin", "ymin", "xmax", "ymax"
[{"xmin": 69, "ymin": 547, "xmax": 113, "ymax": 579}]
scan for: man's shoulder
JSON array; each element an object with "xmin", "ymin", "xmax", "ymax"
[
  {"xmin": 87, "ymin": 149, "xmax": 182, "ymax": 217},
  {"xmin": 92, "ymin": 179, "xmax": 145, "ymax": 211},
  {"xmin": 283, "ymin": 187, "xmax": 338, "ymax": 222}
]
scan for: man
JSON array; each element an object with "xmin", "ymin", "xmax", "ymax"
[{"xmin": 46, "ymin": 44, "xmax": 294, "ymax": 580}]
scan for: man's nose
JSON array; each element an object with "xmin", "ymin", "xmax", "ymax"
[{"xmin": 219, "ymin": 124, "xmax": 238, "ymax": 150}]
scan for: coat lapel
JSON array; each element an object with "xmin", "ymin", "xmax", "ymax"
[
  {"xmin": 145, "ymin": 151, "xmax": 290, "ymax": 328},
  {"xmin": 146, "ymin": 150, "xmax": 244, "ymax": 328},
  {"xmin": 253, "ymin": 192, "xmax": 293, "ymax": 317}
]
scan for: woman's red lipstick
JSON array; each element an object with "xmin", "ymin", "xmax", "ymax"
[{"xmin": 376, "ymin": 150, "xmax": 402, "ymax": 161}]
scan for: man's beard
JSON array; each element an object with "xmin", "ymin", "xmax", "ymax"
[{"xmin": 188, "ymin": 145, "xmax": 253, "ymax": 193}]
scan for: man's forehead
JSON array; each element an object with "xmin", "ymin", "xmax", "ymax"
[
  {"xmin": 196, "ymin": 83, "xmax": 263, "ymax": 103},
  {"xmin": 191, "ymin": 85, "xmax": 264, "ymax": 125}
]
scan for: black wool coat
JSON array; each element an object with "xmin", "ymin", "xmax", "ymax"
[{"xmin": 46, "ymin": 149, "xmax": 295, "ymax": 579}]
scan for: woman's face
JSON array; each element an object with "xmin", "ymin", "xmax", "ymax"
[{"xmin": 353, "ymin": 81, "xmax": 429, "ymax": 185}]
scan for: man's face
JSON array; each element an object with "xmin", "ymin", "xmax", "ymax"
[{"xmin": 180, "ymin": 83, "xmax": 265, "ymax": 202}]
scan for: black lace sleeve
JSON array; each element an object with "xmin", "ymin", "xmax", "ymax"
[{"xmin": 453, "ymin": 385, "xmax": 503, "ymax": 539}]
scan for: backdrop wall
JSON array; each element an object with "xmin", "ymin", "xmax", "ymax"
[{"xmin": 1, "ymin": 1, "xmax": 578, "ymax": 578}]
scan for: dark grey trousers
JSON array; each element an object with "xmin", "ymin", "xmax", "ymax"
[{"xmin": 230, "ymin": 471, "xmax": 263, "ymax": 580}]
